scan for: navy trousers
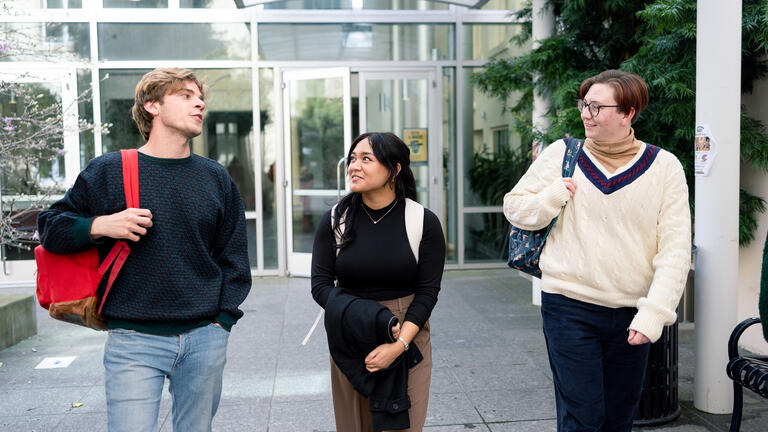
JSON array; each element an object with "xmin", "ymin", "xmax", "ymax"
[{"xmin": 541, "ymin": 292, "xmax": 651, "ymax": 432}]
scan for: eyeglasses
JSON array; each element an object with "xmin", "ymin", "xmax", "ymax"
[{"xmin": 577, "ymin": 99, "xmax": 619, "ymax": 118}]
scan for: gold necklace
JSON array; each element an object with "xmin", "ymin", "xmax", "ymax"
[{"xmin": 362, "ymin": 199, "xmax": 399, "ymax": 225}]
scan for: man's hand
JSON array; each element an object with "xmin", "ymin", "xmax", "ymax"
[
  {"xmin": 90, "ymin": 208, "xmax": 153, "ymax": 241},
  {"xmin": 628, "ymin": 329, "xmax": 650, "ymax": 345},
  {"xmin": 364, "ymin": 342, "xmax": 405, "ymax": 373}
]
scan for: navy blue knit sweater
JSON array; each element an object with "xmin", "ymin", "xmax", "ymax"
[{"xmin": 37, "ymin": 151, "xmax": 251, "ymax": 333}]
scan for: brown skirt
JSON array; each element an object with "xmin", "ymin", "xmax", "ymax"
[{"xmin": 330, "ymin": 294, "xmax": 432, "ymax": 432}]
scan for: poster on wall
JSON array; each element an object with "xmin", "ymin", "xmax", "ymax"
[
  {"xmin": 403, "ymin": 128, "xmax": 427, "ymax": 162},
  {"xmin": 695, "ymin": 124, "xmax": 717, "ymax": 176}
]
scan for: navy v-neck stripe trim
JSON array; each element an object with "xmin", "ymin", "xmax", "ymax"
[{"xmin": 578, "ymin": 144, "xmax": 660, "ymax": 195}]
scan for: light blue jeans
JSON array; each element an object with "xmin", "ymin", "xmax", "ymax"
[{"xmin": 103, "ymin": 323, "xmax": 230, "ymax": 432}]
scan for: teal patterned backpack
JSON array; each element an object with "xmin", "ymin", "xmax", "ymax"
[{"xmin": 507, "ymin": 138, "xmax": 584, "ymax": 277}]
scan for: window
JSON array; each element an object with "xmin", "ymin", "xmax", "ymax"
[{"xmin": 259, "ymin": 23, "xmax": 454, "ymax": 61}]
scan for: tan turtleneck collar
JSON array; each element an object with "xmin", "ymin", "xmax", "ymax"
[{"xmin": 584, "ymin": 128, "xmax": 642, "ymax": 174}]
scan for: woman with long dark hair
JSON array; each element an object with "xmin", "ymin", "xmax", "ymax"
[{"xmin": 311, "ymin": 132, "xmax": 446, "ymax": 431}]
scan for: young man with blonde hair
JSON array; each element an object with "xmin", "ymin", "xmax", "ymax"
[{"xmin": 38, "ymin": 68, "xmax": 251, "ymax": 432}]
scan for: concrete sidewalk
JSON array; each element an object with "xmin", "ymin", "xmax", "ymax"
[{"xmin": 0, "ymin": 270, "xmax": 764, "ymax": 431}]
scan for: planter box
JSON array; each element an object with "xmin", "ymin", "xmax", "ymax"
[{"xmin": 0, "ymin": 294, "xmax": 37, "ymax": 350}]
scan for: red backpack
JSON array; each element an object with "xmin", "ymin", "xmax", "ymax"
[{"xmin": 35, "ymin": 149, "xmax": 139, "ymax": 330}]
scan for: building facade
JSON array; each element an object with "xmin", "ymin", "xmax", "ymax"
[{"xmin": 1, "ymin": 0, "xmax": 528, "ymax": 281}]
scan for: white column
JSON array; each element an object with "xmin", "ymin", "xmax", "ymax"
[
  {"xmin": 531, "ymin": 0, "xmax": 554, "ymax": 305},
  {"xmin": 694, "ymin": 0, "xmax": 742, "ymax": 413}
]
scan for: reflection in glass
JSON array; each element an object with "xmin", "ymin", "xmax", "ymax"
[
  {"xmin": 99, "ymin": 69, "xmax": 255, "ymax": 210},
  {"xmin": 98, "ymin": 23, "xmax": 250, "ymax": 61},
  {"xmin": 462, "ymin": 24, "xmax": 526, "ymax": 61},
  {"xmin": 7, "ymin": 0, "xmax": 82, "ymax": 8},
  {"xmin": 246, "ymin": 219, "xmax": 258, "ymax": 268},
  {"xmin": 287, "ymin": 76, "xmax": 345, "ymax": 253},
  {"xmin": 77, "ymin": 69, "xmax": 95, "ymax": 169},
  {"xmin": 0, "ymin": 82, "xmax": 66, "ymax": 196},
  {"xmin": 364, "ymin": 77, "xmax": 429, "ymax": 205},
  {"xmin": 265, "ymin": 0, "xmax": 447, "ymax": 9},
  {"xmin": 259, "ymin": 23, "xmax": 453, "ymax": 61},
  {"xmin": 103, "ymin": 0, "xmax": 168, "ymax": 7},
  {"xmin": 292, "ymin": 195, "xmax": 337, "ymax": 254},
  {"xmin": 479, "ymin": 0, "xmax": 526, "ymax": 9},
  {"xmin": 442, "ymin": 68, "xmax": 457, "ymax": 263},
  {"xmin": 1, "ymin": 79, "xmax": 65, "ymax": 260},
  {"xmin": 47, "ymin": 0, "xmax": 83, "ymax": 7},
  {"xmin": 100, "ymin": 69, "xmax": 150, "ymax": 153},
  {"xmin": 190, "ymin": 69, "xmax": 255, "ymax": 211},
  {"xmin": 181, "ymin": 0, "xmax": 236, "ymax": 6},
  {"xmin": 259, "ymin": 69, "xmax": 278, "ymax": 269},
  {"xmin": 464, "ymin": 212, "xmax": 508, "ymax": 262},
  {"xmin": 462, "ymin": 67, "xmax": 526, "ymax": 207},
  {"xmin": 0, "ymin": 22, "xmax": 90, "ymax": 62}
]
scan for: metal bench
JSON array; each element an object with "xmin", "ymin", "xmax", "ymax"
[{"xmin": 726, "ymin": 317, "xmax": 768, "ymax": 432}]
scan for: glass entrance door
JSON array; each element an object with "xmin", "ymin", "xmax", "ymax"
[
  {"xmin": 358, "ymin": 70, "xmax": 443, "ymax": 222},
  {"xmin": 282, "ymin": 68, "xmax": 351, "ymax": 277}
]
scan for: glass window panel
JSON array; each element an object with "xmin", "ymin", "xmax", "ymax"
[
  {"xmin": 264, "ymin": 0, "xmax": 448, "ymax": 9},
  {"xmin": 190, "ymin": 69, "xmax": 255, "ymax": 211},
  {"xmin": 464, "ymin": 212, "xmax": 508, "ymax": 262},
  {"xmin": 6, "ymin": 0, "xmax": 82, "ymax": 8},
  {"xmin": 478, "ymin": 0, "xmax": 526, "ymax": 9},
  {"xmin": 259, "ymin": 68, "xmax": 278, "ymax": 269},
  {"xmin": 462, "ymin": 67, "xmax": 527, "ymax": 207},
  {"xmin": 286, "ymin": 74, "xmax": 346, "ymax": 254},
  {"xmin": 0, "ymin": 23, "xmax": 90, "ymax": 62},
  {"xmin": 180, "ymin": 0, "xmax": 236, "ymax": 6},
  {"xmin": 259, "ymin": 23, "xmax": 454, "ymax": 61},
  {"xmin": 98, "ymin": 23, "xmax": 250, "ymax": 61},
  {"xmin": 462, "ymin": 24, "xmax": 525, "ymax": 61},
  {"xmin": 47, "ymin": 0, "xmax": 83, "ymax": 7},
  {"xmin": 100, "ymin": 69, "xmax": 149, "ymax": 153},
  {"xmin": 292, "ymin": 195, "xmax": 336, "ymax": 253},
  {"xmin": 246, "ymin": 218, "xmax": 258, "ymax": 268},
  {"xmin": 77, "ymin": 69, "xmax": 95, "ymax": 169},
  {"xmin": 442, "ymin": 67, "xmax": 457, "ymax": 264},
  {"xmin": 99, "ymin": 68, "xmax": 255, "ymax": 210},
  {"xmin": 1, "ymin": 81, "xmax": 67, "ymax": 196},
  {"xmin": 1, "ymin": 77, "xmax": 67, "ymax": 260},
  {"xmin": 104, "ymin": 0, "xmax": 168, "ymax": 7}
]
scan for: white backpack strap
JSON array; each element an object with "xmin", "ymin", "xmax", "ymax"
[
  {"xmin": 331, "ymin": 204, "xmax": 345, "ymax": 256},
  {"xmin": 404, "ymin": 198, "xmax": 424, "ymax": 263}
]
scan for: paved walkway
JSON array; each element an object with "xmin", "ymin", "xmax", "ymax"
[{"xmin": 0, "ymin": 270, "xmax": 764, "ymax": 431}]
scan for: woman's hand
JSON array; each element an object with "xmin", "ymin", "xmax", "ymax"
[
  {"xmin": 562, "ymin": 178, "xmax": 577, "ymax": 198},
  {"xmin": 628, "ymin": 329, "xmax": 650, "ymax": 345},
  {"xmin": 391, "ymin": 322, "xmax": 401, "ymax": 340},
  {"xmin": 365, "ymin": 342, "xmax": 405, "ymax": 372}
]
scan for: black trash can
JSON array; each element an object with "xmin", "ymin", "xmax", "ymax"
[
  {"xmin": 633, "ymin": 321, "xmax": 681, "ymax": 426},
  {"xmin": 634, "ymin": 245, "xmax": 696, "ymax": 426}
]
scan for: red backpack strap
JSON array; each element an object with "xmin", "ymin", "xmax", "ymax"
[
  {"xmin": 120, "ymin": 149, "xmax": 139, "ymax": 208},
  {"xmin": 98, "ymin": 149, "xmax": 139, "ymax": 314}
]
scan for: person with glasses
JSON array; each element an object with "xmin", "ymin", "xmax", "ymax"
[{"xmin": 503, "ymin": 70, "xmax": 691, "ymax": 432}]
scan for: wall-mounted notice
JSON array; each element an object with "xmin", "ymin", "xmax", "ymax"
[{"xmin": 695, "ymin": 124, "xmax": 717, "ymax": 176}]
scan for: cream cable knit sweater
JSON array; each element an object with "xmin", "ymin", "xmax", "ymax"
[{"xmin": 503, "ymin": 139, "xmax": 691, "ymax": 342}]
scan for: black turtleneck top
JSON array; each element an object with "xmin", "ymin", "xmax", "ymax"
[{"xmin": 310, "ymin": 198, "xmax": 446, "ymax": 328}]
